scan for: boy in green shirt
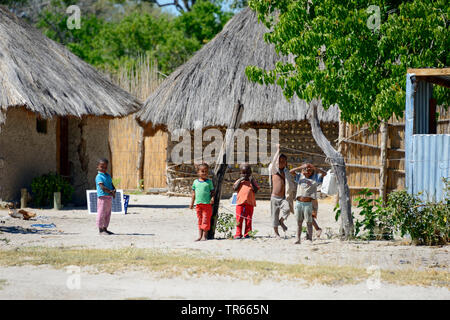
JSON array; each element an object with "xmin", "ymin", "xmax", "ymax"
[{"xmin": 189, "ymin": 163, "xmax": 215, "ymax": 241}]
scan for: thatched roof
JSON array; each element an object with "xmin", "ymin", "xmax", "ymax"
[
  {"xmin": 137, "ymin": 7, "xmax": 339, "ymax": 130},
  {"xmin": 0, "ymin": 6, "xmax": 141, "ymax": 121}
]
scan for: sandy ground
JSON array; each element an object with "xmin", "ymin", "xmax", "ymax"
[{"xmin": 0, "ymin": 194, "xmax": 449, "ymax": 299}]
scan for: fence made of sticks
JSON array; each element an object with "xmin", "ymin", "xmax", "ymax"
[
  {"xmin": 339, "ymin": 105, "xmax": 450, "ymax": 204},
  {"xmin": 108, "ymin": 56, "xmax": 167, "ymax": 190}
]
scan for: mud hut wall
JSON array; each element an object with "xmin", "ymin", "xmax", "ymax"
[
  {"xmin": 166, "ymin": 121, "xmax": 339, "ymax": 199},
  {"xmin": 0, "ymin": 108, "xmax": 57, "ymax": 201},
  {"xmin": 68, "ymin": 117, "xmax": 110, "ymax": 205}
]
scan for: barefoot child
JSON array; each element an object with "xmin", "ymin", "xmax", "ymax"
[
  {"xmin": 189, "ymin": 163, "xmax": 215, "ymax": 241},
  {"xmin": 311, "ymin": 166, "xmax": 327, "ymax": 238},
  {"xmin": 268, "ymin": 144, "xmax": 290, "ymax": 238},
  {"xmin": 289, "ymin": 163, "xmax": 319, "ymax": 244},
  {"xmin": 233, "ymin": 164, "xmax": 260, "ymax": 239},
  {"xmin": 95, "ymin": 158, "xmax": 116, "ymax": 235}
]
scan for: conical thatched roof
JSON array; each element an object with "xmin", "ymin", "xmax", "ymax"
[
  {"xmin": 0, "ymin": 6, "xmax": 141, "ymax": 121},
  {"xmin": 137, "ymin": 8, "xmax": 339, "ymax": 130}
]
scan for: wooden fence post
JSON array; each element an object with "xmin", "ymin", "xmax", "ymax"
[
  {"xmin": 335, "ymin": 117, "xmax": 345, "ymax": 207},
  {"xmin": 20, "ymin": 188, "xmax": 27, "ymax": 208},
  {"xmin": 379, "ymin": 121, "xmax": 388, "ymax": 202},
  {"xmin": 207, "ymin": 101, "xmax": 244, "ymax": 239}
]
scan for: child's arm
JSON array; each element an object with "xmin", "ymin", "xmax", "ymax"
[
  {"xmin": 99, "ymin": 183, "xmax": 115, "ymax": 196},
  {"xmin": 210, "ymin": 190, "xmax": 215, "ymax": 205},
  {"xmin": 289, "ymin": 165, "xmax": 305, "ymax": 175},
  {"xmin": 111, "ymin": 183, "xmax": 116, "ymax": 198},
  {"xmin": 250, "ymin": 177, "xmax": 260, "ymax": 193},
  {"xmin": 233, "ymin": 177, "xmax": 244, "ymax": 191},
  {"xmin": 269, "ymin": 144, "xmax": 280, "ymax": 176},
  {"xmin": 312, "ymin": 199, "xmax": 318, "ymax": 218},
  {"xmin": 189, "ymin": 191, "xmax": 195, "ymax": 209}
]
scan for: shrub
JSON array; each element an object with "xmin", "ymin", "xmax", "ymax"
[
  {"xmin": 216, "ymin": 211, "xmax": 236, "ymax": 239},
  {"xmin": 335, "ymin": 179, "xmax": 450, "ymax": 245},
  {"xmin": 354, "ymin": 189, "xmax": 393, "ymax": 240},
  {"xmin": 385, "ymin": 188, "xmax": 449, "ymax": 246},
  {"xmin": 31, "ymin": 172, "xmax": 74, "ymax": 207}
]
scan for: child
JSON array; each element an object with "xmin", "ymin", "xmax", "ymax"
[
  {"xmin": 268, "ymin": 144, "xmax": 291, "ymax": 238},
  {"xmin": 310, "ymin": 166, "xmax": 327, "ymax": 238},
  {"xmin": 289, "ymin": 163, "xmax": 320, "ymax": 244},
  {"xmin": 233, "ymin": 164, "xmax": 260, "ymax": 239},
  {"xmin": 189, "ymin": 163, "xmax": 215, "ymax": 241},
  {"xmin": 95, "ymin": 158, "xmax": 116, "ymax": 235}
]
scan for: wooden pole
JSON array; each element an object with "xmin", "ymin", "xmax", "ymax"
[
  {"xmin": 335, "ymin": 115, "xmax": 345, "ymax": 207},
  {"xmin": 54, "ymin": 192, "xmax": 62, "ymax": 210},
  {"xmin": 379, "ymin": 121, "xmax": 388, "ymax": 202},
  {"xmin": 20, "ymin": 188, "xmax": 27, "ymax": 208},
  {"xmin": 207, "ymin": 101, "xmax": 244, "ymax": 239},
  {"xmin": 308, "ymin": 101, "xmax": 353, "ymax": 239}
]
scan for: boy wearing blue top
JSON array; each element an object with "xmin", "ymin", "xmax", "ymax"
[{"xmin": 95, "ymin": 158, "xmax": 116, "ymax": 235}]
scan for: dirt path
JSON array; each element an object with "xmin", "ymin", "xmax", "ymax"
[{"xmin": 0, "ymin": 194, "xmax": 449, "ymax": 299}]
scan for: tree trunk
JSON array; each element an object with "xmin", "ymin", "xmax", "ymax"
[
  {"xmin": 207, "ymin": 101, "xmax": 244, "ymax": 239},
  {"xmin": 379, "ymin": 121, "xmax": 388, "ymax": 203},
  {"xmin": 308, "ymin": 101, "xmax": 354, "ymax": 239}
]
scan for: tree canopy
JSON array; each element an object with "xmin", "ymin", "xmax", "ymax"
[
  {"xmin": 6, "ymin": 0, "xmax": 233, "ymax": 74},
  {"xmin": 245, "ymin": 0, "xmax": 449, "ymax": 126}
]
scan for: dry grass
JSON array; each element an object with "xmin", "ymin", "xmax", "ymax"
[
  {"xmin": 0, "ymin": 279, "xmax": 7, "ymax": 290},
  {"xmin": 0, "ymin": 247, "xmax": 448, "ymax": 288}
]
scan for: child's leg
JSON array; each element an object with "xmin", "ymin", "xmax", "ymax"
[
  {"xmin": 200, "ymin": 204, "xmax": 212, "ymax": 240},
  {"xmin": 296, "ymin": 219, "xmax": 303, "ymax": 244},
  {"xmin": 195, "ymin": 205, "xmax": 203, "ymax": 241},
  {"xmin": 271, "ymin": 198, "xmax": 281, "ymax": 237},
  {"xmin": 305, "ymin": 203, "xmax": 313, "ymax": 241},
  {"xmin": 235, "ymin": 205, "xmax": 245, "ymax": 238},
  {"xmin": 279, "ymin": 199, "xmax": 290, "ymax": 232},
  {"xmin": 243, "ymin": 205, "xmax": 254, "ymax": 237},
  {"xmin": 103, "ymin": 197, "xmax": 112, "ymax": 231},
  {"xmin": 294, "ymin": 201, "xmax": 303, "ymax": 244},
  {"xmin": 96, "ymin": 196, "xmax": 111, "ymax": 233}
]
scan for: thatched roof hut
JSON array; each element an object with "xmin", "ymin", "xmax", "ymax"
[
  {"xmin": 0, "ymin": 6, "xmax": 141, "ymax": 122},
  {"xmin": 137, "ymin": 7, "xmax": 339, "ymax": 130},
  {"xmin": 134, "ymin": 8, "xmax": 340, "ymax": 198},
  {"xmin": 0, "ymin": 7, "xmax": 141, "ymax": 204}
]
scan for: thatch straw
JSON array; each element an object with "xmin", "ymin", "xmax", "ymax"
[
  {"xmin": 137, "ymin": 7, "xmax": 339, "ymax": 130},
  {"xmin": 0, "ymin": 6, "xmax": 141, "ymax": 124}
]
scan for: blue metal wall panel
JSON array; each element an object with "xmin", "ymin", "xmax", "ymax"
[
  {"xmin": 405, "ymin": 74, "xmax": 415, "ymax": 194},
  {"xmin": 406, "ymin": 73, "xmax": 449, "ymax": 202},
  {"xmin": 412, "ymin": 134, "xmax": 450, "ymax": 202}
]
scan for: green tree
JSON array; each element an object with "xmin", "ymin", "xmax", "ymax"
[
  {"xmin": 245, "ymin": 0, "xmax": 449, "ymax": 238},
  {"xmin": 34, "ymin": 0, "xmax": 233, "ymax": 73},
  {"xmin": 175, "ymin": 0, "xmax": 233, "ymax": 44}
]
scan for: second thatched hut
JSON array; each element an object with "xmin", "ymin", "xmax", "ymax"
[{"xmin": 137, "ymin": 7, "xmax": 339, "ymax": 198}]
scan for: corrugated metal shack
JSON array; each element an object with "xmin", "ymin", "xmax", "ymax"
[{"xmin": 405, "ymin": 68, "xmax": 450, "ymax": 202}]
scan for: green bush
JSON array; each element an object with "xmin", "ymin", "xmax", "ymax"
[
  {"xmin": 216, "ymin": 211, "xmax": 236, "ymax": 239},
  {"xmin": 385, "ymin": 186, "xmax": 449, "ymax": 246},
  {"xmin": 31, "ymin": 172, "xmax": 74, "ymax": 207},
  {"xmin": 334, "ymin": 179, "xmax": 450, "ymax": 245},
  {"xmin": 354, "ymin": 189, "xmax": 393, "ymax": 240}
]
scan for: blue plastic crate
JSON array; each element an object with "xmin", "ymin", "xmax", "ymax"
[{"xmin": 123, "ymin": 194, "xmax": 130, "ymax": 214}]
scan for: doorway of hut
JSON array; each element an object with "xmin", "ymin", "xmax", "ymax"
[{"xmin": 57, "ymin": 117, "xmax": 70, "ymax": 178}]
